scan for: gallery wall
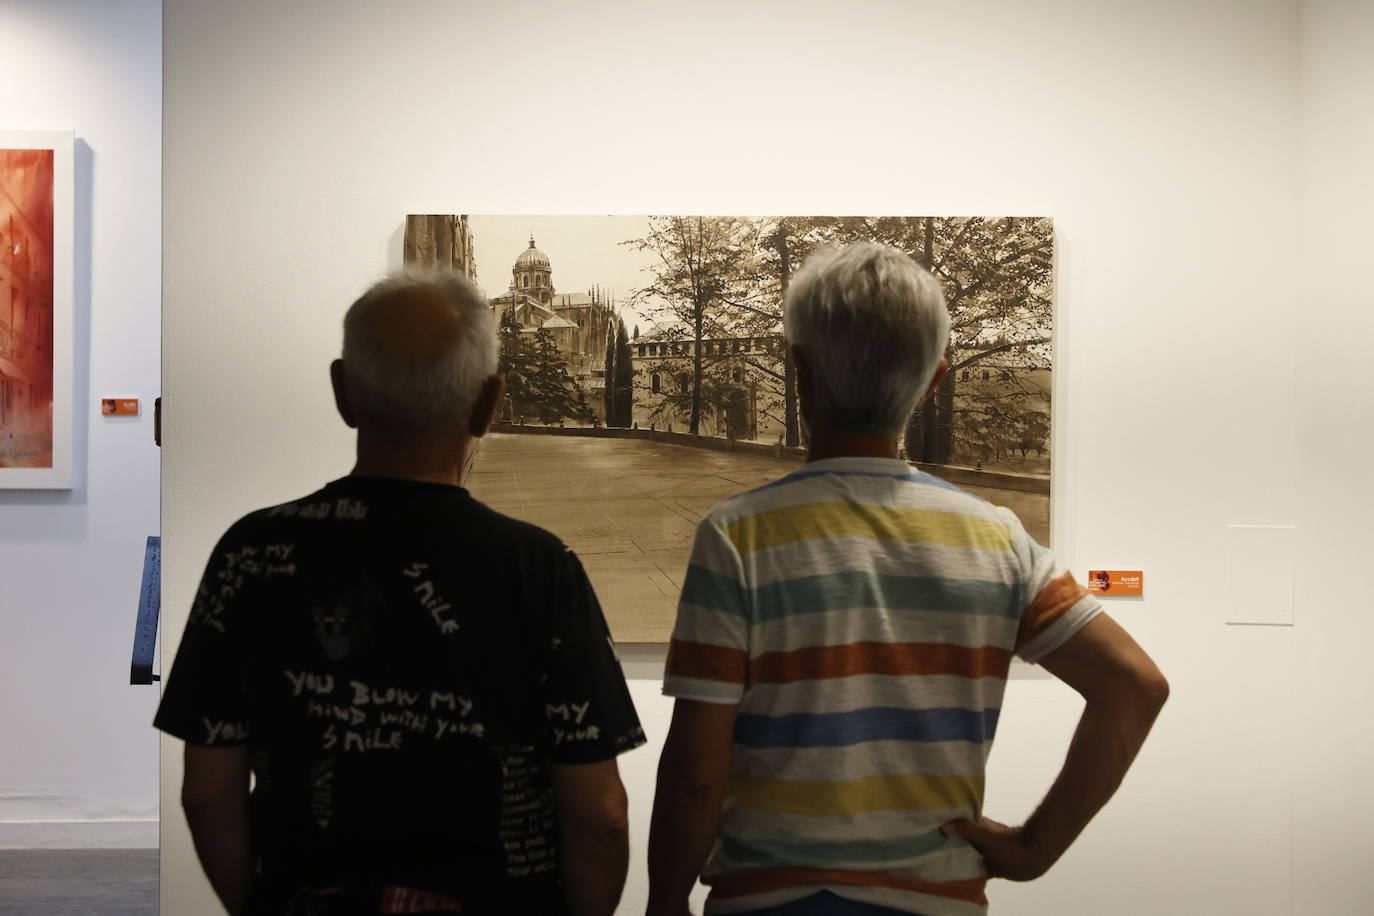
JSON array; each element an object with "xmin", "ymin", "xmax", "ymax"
[
  {"xmin": 1291, "ymin": 0, "xmax": 1374, "ymax": 910},
  {"xmin": 160, "ymin": 0, "xmax": 1370, "ymax": 912},
  {"xmin": 0, "ymin": 0, "xmax": 163, "ymax": 847}
]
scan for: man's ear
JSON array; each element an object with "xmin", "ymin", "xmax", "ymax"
[
  {"xmin": 918, "ymin": 357, "xmax": 950, "ymax": 406},
  {"xmin": 330, "ymin": 360, "xmax": 358, "ymax": 429},
  {"xmin": 469, "ymin": 375, "xmax": 506, "ymax": 438}
]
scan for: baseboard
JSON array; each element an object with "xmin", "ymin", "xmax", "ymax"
[{"xmin": 0, "ymin": 818, "xmax": 159, "ymax": 849}]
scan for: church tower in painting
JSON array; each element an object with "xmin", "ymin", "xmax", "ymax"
[{"xmin": 511, "ymin": 236, "xmax": 553, "ymax": 306}]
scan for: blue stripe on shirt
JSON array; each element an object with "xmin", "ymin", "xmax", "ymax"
[
  {"xmin": 751, "ymin": 571, "xmax": 1023, "ymax": 623},
  {"xmin": 718, "ymin": 828, "xmax": 965, "ymax": 870},
  {"xmin": 734, "ymin": 706, "xmax": 1001, "ymax": 749}
]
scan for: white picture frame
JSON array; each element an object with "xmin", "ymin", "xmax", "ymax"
[{"xmin": 0, "ymin": 130, "xmax": 74, "ymax": 489}]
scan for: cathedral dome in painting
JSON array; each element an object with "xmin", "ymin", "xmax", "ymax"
[{"xmin": 514, "ymin": 238, "xmax": 550, "ymax": 269}]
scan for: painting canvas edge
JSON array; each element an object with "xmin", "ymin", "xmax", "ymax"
[{"xmin": 406, "ymin": 213, "xmax": 1055, "ymax": 642}]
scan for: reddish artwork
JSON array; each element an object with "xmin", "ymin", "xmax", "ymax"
[{"xmin": 0, "ymin": 149, "xmax": 55, "ymax": 468}]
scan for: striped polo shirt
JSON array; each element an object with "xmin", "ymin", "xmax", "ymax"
[{"xmin": 663, "ymin": 457, "xmax": 1101, "ymax": 916}]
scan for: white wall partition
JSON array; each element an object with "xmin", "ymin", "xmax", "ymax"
[
  {"xmin": 1291, "ymin": 0, "xmax": 1374, "ymax": 911},
  {"xmin": 161, "ymin": 0, "xmax": 1371, "ymax": 912},
  {"xmin": 0, "ymin": 0, "xmax": 162, "ymax": 849}
]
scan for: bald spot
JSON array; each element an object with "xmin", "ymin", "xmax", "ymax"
[{"xmin": 353, "ymin": 285, "xmax": 463, "ymax": 365}]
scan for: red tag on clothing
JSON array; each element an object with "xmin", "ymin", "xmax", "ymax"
[{"xmin": 380, "ymin": 886, "xmax": 463, "ymax": 913}]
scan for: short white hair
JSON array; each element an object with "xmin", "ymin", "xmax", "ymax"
[
  {"xmin": 784, "ymin": 242, "xmax": 950, "ymax": 435},
  {"xmin": 341, "ymin": 268, "xmax": 498, "ymax": 433}
]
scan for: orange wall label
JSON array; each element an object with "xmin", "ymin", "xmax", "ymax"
[
  {"xmin": 1087, "ymin": 570, "xmax": 1143, "ymax": 596},
  {"xmin": 101, "ymin": 398, "xmax": 139, "ymax": 416}
]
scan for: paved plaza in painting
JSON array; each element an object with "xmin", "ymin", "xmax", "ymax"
[{"xmin": 467, "ymin": 433, "xmax": 1050, "ymax": 642}]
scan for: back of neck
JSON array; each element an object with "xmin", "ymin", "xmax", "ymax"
[
  {"xmin": 802, "ymin": 413, "xmax": 901, "ymax": 463},
  {"xmin": 350, "ymin": 429, "xmax": 472, "ymax": 486}
]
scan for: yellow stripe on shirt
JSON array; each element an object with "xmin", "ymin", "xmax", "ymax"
[{"xmin": 723, "ymin": 502, "xmax": 1014, "ymax": 557}]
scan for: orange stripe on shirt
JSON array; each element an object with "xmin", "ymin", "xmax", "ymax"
[
  {"xmin": 750, "ymin": 641, "xmax": 1012, "ymax": 685},
  {"xmin": 665, "ymin": 638, "xmax": 749, "ymax": 684},
  {"xmin": 1016, "ymin": 571, "xmax": 1090, "ymax": 651},
  {"xmin": 708, "ymin": 867, "xmax": 989, "ymax": 906}
]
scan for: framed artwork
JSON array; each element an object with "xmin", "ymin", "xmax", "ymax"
[
  {"xmin": 405, "ymin": 215, "xmax": 1053, "ymax": 641},
  {"xmin": 0, "ymin": 130, "xmax": 73, "ymax": 489}
]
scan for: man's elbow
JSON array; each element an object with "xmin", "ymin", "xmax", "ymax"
[
  {"xmin": 1120, "ymin": 661, "xmax": 1169, "ymax": 721},
  {"xmin": 564, "ymin": 787, "xmax": 630, "ymax": 840},
  {"xmin": 181, "ymin": 792, "xmax": 243, "ymax": 829},
  {"xmin": 589, "ymin": 794, "xmax": 631, "ymax": 838},
  {"xmin": 567, "ymin": 812, "xmax": 629, "ymax": 845},
  {"xmin": 1140, "ymin": 669, "xmax": 1170, "ymax": 713},
  {"xmin": 592, "ymin": 808, "xmax": 631, "ymax": 841},
  {"xmin": 182, "ymin": 786, "xmax": 231, "ymax": 814},
  {"xmin": 1088, "ymin": 660, "xmax": 1169, "ymax": 721}
]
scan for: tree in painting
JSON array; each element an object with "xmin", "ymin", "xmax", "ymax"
[
  {"xmin": 774, "ymin": 217, "xmax": 1053, "ymax": 468},
  {"xmin": 601, "ymin": 316, "xmax": 635, "ymax": 428},
  {"xmin": 498, "ymin": 312, "xmax": 591, "ymax": 425},
  {"xmin": 624, "ymin": 215, "xmax": 1053, "ymax": 468},
  {"xmin": 611, "ymin": 318, "xmax": 633, "ymax": 427},
  {"xmin": 625, "ymin": 217, "xmax": 761, "ymax": 436},
  {"xmin": 602, "ymin": 325, "xmax": 616, "ymax": 423}
]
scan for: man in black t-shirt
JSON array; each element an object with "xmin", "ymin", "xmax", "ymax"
[{"xmin": 156, "ymin": 269, "xmax": 645, "ymax": 916}]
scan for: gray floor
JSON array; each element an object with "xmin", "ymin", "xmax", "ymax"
[{"xmin": 0, "ymin": 849, "xmax": 158, "ymax": 915}]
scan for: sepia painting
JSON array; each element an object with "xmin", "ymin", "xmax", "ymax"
[
  {"xmin": 0, "ymin": 131, "xmax": 72, "ymax": 489},
  {"xmin": 404, "ymin": 215, "xmax": 1054, "ymax": 642}
]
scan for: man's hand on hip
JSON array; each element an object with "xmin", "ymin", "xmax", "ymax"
[{"xmin": 940, "ymin": 816, "xmax": 1051, "ymax": 882}]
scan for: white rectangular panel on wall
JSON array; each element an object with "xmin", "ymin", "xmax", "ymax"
[{"xmin": 1225, "ymin": 524, "xmax": 1295, "ymax": 626}]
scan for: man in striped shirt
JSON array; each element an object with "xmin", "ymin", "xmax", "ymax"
[{"xmin": 647, "ymin": 242, "xmax": 1168, "ymax": 916}]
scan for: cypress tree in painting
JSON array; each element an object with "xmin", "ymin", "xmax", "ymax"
[
  {"xmin": 603, "ymin": 325, "xmax": 616, "ymax": 424},
  {"xmin": 612, "ymin": 317, "xmax": 634, "ymax": 427}
]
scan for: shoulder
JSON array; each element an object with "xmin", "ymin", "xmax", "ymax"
[
  {"xmin": 705, "ymin": 463, "xmax": 1033, "ymax": 558},
  {"xmin": 206, "ymin": 501, "xmax": 309, "ymax": 552},
  {"xmin": 222, "ymin": 484, "xmax": 348, "ymax": 530},
  {"xmin": 930, "ymin": 478, "xmax": 1022, "ymax": 529},
  {"xmin": 463, "ymin": 497, "xmax": 573, "ymax": 559},
  {"xmin": 703, "ymin": 468, "xmax": 813, "ymax": 529},
  {"xmin": 883, "ymin": 467, "xmax": 1025, "ymax": 537},
  {"xmin": 910, "ymin": 476, "xmax": 1033, "ymax": 555},
  {"xmin": 199, "ymin": 483, "xmax": 383, "ymax": 565},
  {"xmin": 707, "ymin": 462, "xmax": 1004, "ymax": 522}
]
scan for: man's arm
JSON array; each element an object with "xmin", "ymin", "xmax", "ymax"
[
  {"xmin": 553, "ymin": 758, "xmax": 631, "ymax": 916},
  {"xmin": 182, "ymin": 744, "xmax": 253, "ymax": 915},
  {"xmin": 943, "ymin": 613, "xmax": 1168, "ymax": 880},
  {"xmin": 647, "ymin": 699, "xmax": 738, "ymax": 916}
]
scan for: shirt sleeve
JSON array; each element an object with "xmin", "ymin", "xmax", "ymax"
[
  {"xmin": 542, "ymin": 546, "xmax": 646, "ymax": 764},
  {"xmin": 153, "ymin": 528, "xmax": 255, "ymax": 746},
  {"xmin": 999, "ymin": 507, "xmax": 1103, "ymax": 664},
  {"xmin": 662, "ymin": 515, "xmax": 749, "ymax": 705}
]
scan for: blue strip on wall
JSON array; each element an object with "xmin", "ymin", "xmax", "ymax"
[{"xmin": 130, "ymin": 536, "xmax": 160, "ymax": 685}]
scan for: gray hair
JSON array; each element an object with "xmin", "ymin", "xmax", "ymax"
[
  {"xmin": 341, "ymin": 268, "xmax": 498, "ymax": 433},
  {"xmin": 784, "ymin": 242, "xmax": 950, "ymax": 435}
]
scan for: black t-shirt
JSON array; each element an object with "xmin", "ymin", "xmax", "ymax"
[{"xmin": 154, "ymin": 476, "xmax": 645, "ymax": 912}]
